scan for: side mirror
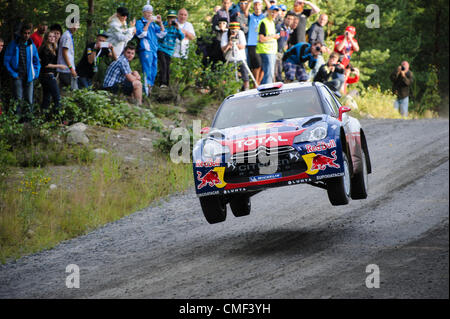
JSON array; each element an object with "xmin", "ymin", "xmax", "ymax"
[
  {"xmin": 338, "ymin": 106, "xmax": 351, "ymax": 121},
  {"xmin": 200, "ymin": 127, "xmax": 211, "ymax": 135}
]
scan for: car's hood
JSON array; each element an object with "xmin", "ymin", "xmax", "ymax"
[{"xmin": 209, "ymin": 116, "xmax": 326, "ymax": 154}]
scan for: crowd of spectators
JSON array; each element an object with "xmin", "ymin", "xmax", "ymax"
[{"xmin": 0, "ymin": 0, "xmax": 412, "ymax": 119}]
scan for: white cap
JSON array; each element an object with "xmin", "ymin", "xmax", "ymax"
[
  {"xmin": 253, "ymin": 0, "xmax": 263, "ymax": 3},
  {"xmin": 143, "ymin": 4, "xmax": 153, "ymax": 12}
]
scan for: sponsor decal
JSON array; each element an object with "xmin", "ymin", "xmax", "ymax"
[
  {"xmin": 223, "ymin": 188, "xmax": 247, "ymax": 194},
  {"xmin": 195, "ymin": 159, "xmax": 222, "ymax": 167},
  {"xmin": 315, "ymin": 172, "xmax": 344, "ymax": 180},
  {"xmin": 197, "ymin": 191, "xmax": 220, "ymax": 197},
  {"xmin": 196, "ymin": 167, "xmax": 227, "ymax": 189},
  {"xmin": 288, "ymin": 178, "xmax": 312, "ymax": 185},
  {"xmin": 234, "ymin": 135, "xmax": 288, "ymax": 149},
  {"xmin": 304, "ymin": 139, "xmax": 337, "ymax": 153},
  {"xmin": 302, "ymin": 150, "xmax": 340, "ymax": 175},
  {"xmin": 249, "ymin": 173, "xmax": 282, "ymax": 182}
]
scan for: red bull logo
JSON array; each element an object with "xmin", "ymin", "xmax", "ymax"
[
  {"xmin": 302, "ymin": 150, "xmax": 340, "ymax": 175},
  {"xmin": 311, "ymin": 151, "xmax": 340, "ymax": 170},
  {"xmin": 196, "ymin": 167, "xmax": 227, "ymax": 189}
]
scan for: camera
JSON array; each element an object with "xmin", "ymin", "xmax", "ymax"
[
  {"xmin": 171, "ymin": 21, "xmax": 177, "ymax": 27},
  {"xmin": 315, "ymin": 46, "xmax": 321, "ymax": 52},
  {"xmin": 401, "ymin": 65, "xmax": 405, "ymax": 71},
  {"xmin": 345, "ymin": 31, "xmax": 349, "ymax": 37}
]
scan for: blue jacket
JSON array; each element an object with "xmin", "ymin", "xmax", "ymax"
[
  {"xmin": 158, "ymin": 23, "xmax": 184, "ymax": 57},
  {"xmin": 4, "ymin": 37, "xmax": 40, "ymax": 82},
  {"xmin": 283, "ymin": 42, "xmax": 317, "ymax": 69},
  {"xmin": 136, "ymin": 18, "xmax": 166, "ymax": 53}
]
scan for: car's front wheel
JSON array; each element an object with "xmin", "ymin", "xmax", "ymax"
[
  {"xmin": 199, "ymin": 195, "xmax": 227, "ymax": 224},
  {"xmin": 230, "ymin": 195, "xmax": 251, "ymax": 217},
  {"xmin": 327, "ymin": 152, "xmax": 351, "ymax": 205}
]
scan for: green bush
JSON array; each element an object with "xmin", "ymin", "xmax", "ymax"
[{"xmin": 59, "ymin": 89, "xmax": 161, "ymax": 129}]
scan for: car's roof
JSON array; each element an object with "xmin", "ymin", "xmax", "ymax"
[{"xmin": 225, "ymin": 82, "xmax": 324, "ymax": 100}]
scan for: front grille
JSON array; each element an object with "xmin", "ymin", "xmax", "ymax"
[
  {"xmin": 225, "ymin": 148, "xmax": 307, "ymax": 184},
  {"xmin": 231, "ymin": 145, "xmax": 295, "ymax": 161}
]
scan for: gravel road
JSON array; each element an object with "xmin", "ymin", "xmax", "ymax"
[{"xmin": 0, "ymin": 119, "xmax": 448, "ymax": 299}]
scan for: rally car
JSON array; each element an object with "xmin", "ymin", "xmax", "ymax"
[{"xmin": 193, "ymin": 82, "xmax": 371, "ymax": 224}]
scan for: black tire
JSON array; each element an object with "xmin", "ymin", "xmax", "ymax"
[
  {"xmin": 230, "ymin": 195, "xmax": 251, "ymax": 217},
  {"xmin": 351, "ymin": 148, "xmax": 369, "ymax": 199},
  {"xmin": 327, "ymin": 152, "xmax": 351, "ymax": 206},
  {"xmin": 199, "ymin": 195, "xmax": 227, "ymax": 224}
]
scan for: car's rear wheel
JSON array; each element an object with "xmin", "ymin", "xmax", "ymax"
[
  {"xmin": 199, "ymin": 195, "xmax": 227, "ymax": 224},
  {"xmin": 230, "ymin": 195, "xmax": 251, "ymax": 217},
  {"xmin": 351, "ymin": 148, "xmax": 369, "ymax": 199},
  {"xmin": 327, "ymin": 152, "xmax": 351, "ymax": 205}
]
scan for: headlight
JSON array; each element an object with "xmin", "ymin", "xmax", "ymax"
[
  {"xmin": 294, "ymin": 123, "xmax": 328, "ymax": 143},
  {"xmin": 202, "ymin": 139, "xmax": 230, "ymax": 158}
]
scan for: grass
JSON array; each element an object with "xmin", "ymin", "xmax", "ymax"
[{"xmin": 0, "ymin": 154, "xmax": 193, "ymax": 263}]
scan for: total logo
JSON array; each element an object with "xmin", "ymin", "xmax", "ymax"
[
  {"xmin": 234, "ymin": 135, "xmax": 288, "ymax": 149},
  {"xmin": 197, "ymin": 167, "xmax": 227, "ymax": 189},
  {"xmin": 302, "ymin": 150, "xmax": 340, "ymax": 175}
]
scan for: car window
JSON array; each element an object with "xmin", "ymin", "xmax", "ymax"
[
  {"xmin": 213, "ymin": 87, "xmax": 323, "ymax": 129},
  {"xmin": 320, "ymin": 87, "xmax": 339, "ymax": 117}
]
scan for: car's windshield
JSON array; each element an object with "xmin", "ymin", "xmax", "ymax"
[{"xmin": 213, "ymin": 87, "xmax": 323, "ymax": 129}]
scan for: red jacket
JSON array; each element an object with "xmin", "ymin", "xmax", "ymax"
[
  {"xmin": 30, "ymin": 32, "xmax": 43, "ymax": 49},
  {"xmin": 334, "ymin": 35, "xmax": 358, "ymax": 68}
]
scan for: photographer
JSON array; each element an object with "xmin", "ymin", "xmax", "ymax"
[
  {"xmin": 76, "ymin": 30, "xmax": 117, "ymax": 89},
  {"xmin": 283, "ymin": 41, "xmax": 321, "ymax": 82},
  {"xmin": 221, "ymin": 21, "xmax": 249, "ymax": 91},
  {"xmin": 334, "ymin": 25, "xmax": 359, "ymax": 68},
  {"xmin": 390, "ymin": 61, "xmax": 413, "ymax": 117},
  {"xmin": 313, "ymin": 52, "xmax": 345, "ymax": 94},
  {"xmin": 157, "ymin": 10, "xmax": 184, "ymax": 88}
]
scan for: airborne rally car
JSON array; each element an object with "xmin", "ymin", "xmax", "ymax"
[{"xmin": 193, "ymin": 82, "xmax": 371, "ymax": 224}]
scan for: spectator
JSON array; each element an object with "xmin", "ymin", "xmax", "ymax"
[
  {"xmin": 289, "ymin": 0, "xmax": 320, "ymax": 46},
  {"xmin": 231, "ymin": 1, "xmax": 250, "ymax": 35},
  {"xmin": 3, "ymin": 23, "xmax": 40, "ymax": 112},
  {"xmin": 173, "ymin": 8, "xmax": 196, "ymax": 59},
  {"xmin": 212, "ymin": 0, "xmax": 234, "ymax": 30},
  {"xmin": 313, "ymin": 51, "xmax": 345, "ymax": 94},
  {"xmin": 275, "ymin": 12, "xmax": 295, "ymax": 82},
  {"xmin": 57, "ymin": 23, "xmax": 79, "ymax": 89},
  {"xmin": 103, "ymin": 45, "xmax": 143, "ymax": 105},
  {"xmin": 244, "ymin": 0, "xmax": 266, "ymax": 85},
  {"xmin": 157, "ymin": 10, "xmax": 184, "ymax": 88},
  {"xmin": 257, "ymin": 5, "xmax": 280, "ymax": 84},
  {"xmin": 282, "ymin": 41, "xmax": 321, "ymax": 82},
  {"xmin": 334, "ymin": 25, "xmax": 359, "ymax": 68},
  {"xmin": 76, "ymin": 30, "xmax": 117, "ymax": 89},
  {"xmin": 341, "ymin": 65, "xmax": 360, "ymax": 95},
  {"xmin": 106, "ymin": 7, "xmax": 136, "ymax": 56},
  {"xmin": 307, "ymin": 13, "xmax": 329, "ymax": 80},
  {"xmin": 306, "ymin": 13, "xmax": 327, "ymax": 46},
  {"xmin": 390, "ymin": 61, "xmax": 413, "ymax": 117},
  {"xmin": 221, "ymin": 21, "xmax": 250, "ymax": 90},
  {"xmin": 279, "ymin": 4, "xmax": 288, "ymax": 19},
  {"xmin": 49, "ymin": 24, "xmax": 63, "ymax": 46},
  {"xmin": 39, "ymin": 31, "xmax": 67, "ymax": 117},
  {"xmin": 206, "ymin": 17, "xmax": 228, "ymax": 67},
  {"xmin": 136, "ymin": 4, "xmax": 165, "ymax": 95},
  {"xmin": 30, "ymin": 21, "xmax": 48, "ymax": 49}
]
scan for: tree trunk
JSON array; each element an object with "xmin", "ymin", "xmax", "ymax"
[{"xmin": 87, "ymin": 0, "xmax": 95, "ymax": 43}]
